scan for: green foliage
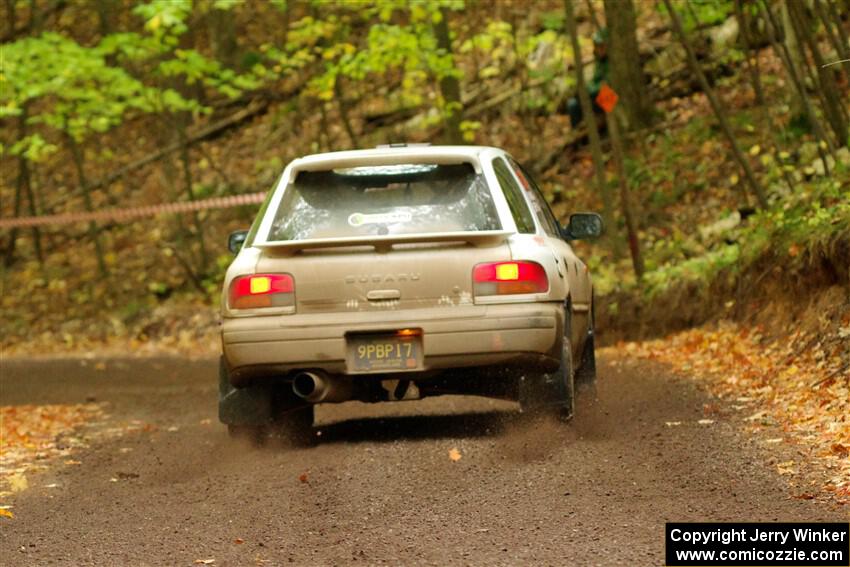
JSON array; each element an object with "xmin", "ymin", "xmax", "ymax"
[
  {"xmin": 262, "ymin": 1, "xmax": 467, "ymax": 123},
  {"xmin": 0, "ymin": 0, "xmax": 264, "ymax": 159},
  {"xmin": 596, "ymin": 174, "xmax": 850, "ymax": 301},
  {"xmin": 133, "ymin": 0, "xmax": 192, "ymax": 42},
  {"xmin": 656, "ymin": 0, "xmax": 734, "ymax": 32},
  {"xmin": 1, "ymin": 32, "xmax": 158, "ymax": 145}
]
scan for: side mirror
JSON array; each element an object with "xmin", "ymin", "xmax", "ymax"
[
  {"xmin": 228, "ymin": 230, "xmax": 249, "ymax": 254},
  {"xmin": 562, "ymin": 213, "xmax": 603, "ymax": 241}
]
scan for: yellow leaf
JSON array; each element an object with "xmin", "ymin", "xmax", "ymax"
[
  {"xmin": 148, "ymin": 14, "xmax": 162, "ymax": 31},
  {"xmin": 448, "ymin": 448, "xmax": 462, "ymax": 461},
  {"xmin": 8, "ymin": 474, "xmax": 27, "ymax": 493},
  {"xmin": 749, "ymin": 144, "xmax": 761, "ymax": 156},
  {"xmin": 0, "ymin": 508, "xmax": 13, "ymax": 519}
]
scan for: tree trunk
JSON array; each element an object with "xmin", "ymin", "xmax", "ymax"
[
  {"xmin": 93, "ymin": 0, "xmax": 117, "ymax": 36},
  {"xmin": 606, "ymin": 110, "xmax": 644, "ymax": 278},
  {"xmin": 564, "ymin": 0, "xmax": 619, "ymax": 255},
  {"xmin": 318, "ymin": 100, "xmax": 334, "ymax": 151},
  {"xmin": 175, "ymin": 118, "xmax": 209, "ymax": 275},
  {"xmin": 664, "ymin": 0, "xmax": 768, "ymax": 209},
  {"xmin": 780, "ymin": 0, "xmax": 808, "ymax": 127},
  {"xmin": 4, "ymin": 168, "xmax": 23, "ymax": 267},
  {"xmin": 156, "ymin": 128, "xmax": 204, "ymax": 292},
  {"xmin": 602, "ymin": 0, "xmax": 653, "ymax": 130},
  {"xmin": 208, "ymin": 4, "xmax": 239, "ymax": 69},
  {"xmin": 22, "ymin": 153, "xmax": 43, "ymax": 264},
  {"xmin": 433, "ymin": 8, "xmax": 464, "ymax": 145},
  {"xmin": 734, "ymin": 0, "xmax": 765, "ymax": 106},
  {"xmin": 3, "ymin": 0, "xmax": 16, "ymax": 38},
  {"xmin": 583, "ymin": 0, "xmax": 602, "ymax": 31},
  {"xmin": 760, "ymin": 0, "xmax": 836, "ymax": 156},
  {"xmin": 13, "ymin": 108, "xmax": 44, "ymax": 265},
  {"xmin": 823, "ymin": 0, "xmax": 850, "ymax": 64},
  {"xmin": 334, "ymin": 78, "xmax": 360, "ymax": 149},
  {"xmin": 734, "ymin": 0, "xmax": 793, "ymax": 191},
  {"xmin": 814, "ymin": 0, "xmax": 849, "ymax": 65},
  {"xmin": 65, "ymin": 133, "xmax": 108, "ymax": 277},
  {"xmin": 787, "ymin": 0, "xmax": 848, "ymax": 145}
]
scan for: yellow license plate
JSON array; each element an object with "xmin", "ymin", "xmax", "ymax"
[{"xmin": 347, "ymin": 333, "xmax": 422, "ymax": 372}]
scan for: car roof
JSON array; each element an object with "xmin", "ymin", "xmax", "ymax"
[{"xmin": 289, "ymin": 145, "xmax": 504, "ymax": 173}]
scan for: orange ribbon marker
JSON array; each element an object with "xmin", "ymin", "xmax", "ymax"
[{"xmin": 596, "ymin": 83, "xmax": 619, "ymax": 114}]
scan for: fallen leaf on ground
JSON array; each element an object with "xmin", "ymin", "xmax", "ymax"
[
  {"xmin": 665, "ymin": 421, "xmax": 682, "ymax": 427},
  {"xmin": 0, "ymin": 509, "xmax": 14, "ymax": 519},
  {"xmin": 194, "ymin": 560, "xmax": 215, "ymax": 565},
  {"xmin": 0, "ymin": 403, "xmax": 104, "ymax": 493},
  {"xmin": 449, "ymin": 448, "xmax": 462, "ymax": 461},
  {"xmin": 234, "ymin": 538, "xmax": 244, "ymax": 544},
  {"xmin": 697, "ymin": 419, "xmax": 715, "ymax": 425},
  {"xmin": 609, "ymin": 320, "xmax": 850, "ymax": 502},
  {"xmin": 8, "ymin": 474, "xmax": 27, "ymax": 493},
  {"xmin": 298, "ymin": 472, "xmax": 308, "ymax": 483},
  {"xmin": 831, "ymin": 443, "xmax": 848, "ymax": 457}
]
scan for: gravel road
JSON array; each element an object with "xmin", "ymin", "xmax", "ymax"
[{"xmin": 0, "ymin": 355, "xmax": 846, "ymax": 566}]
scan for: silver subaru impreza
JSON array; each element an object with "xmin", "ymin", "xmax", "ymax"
[{"xmin": 219, "ymin": 145, "xmax": 602, "ymax": 443}]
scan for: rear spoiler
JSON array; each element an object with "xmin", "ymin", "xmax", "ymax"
[{"xmin": 253, "ymin": 230, "xmax": 512, "ymax": 253}]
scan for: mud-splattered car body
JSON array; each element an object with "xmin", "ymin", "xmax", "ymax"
[{"xmin": 219, "ymin": 146, "xmax": 601, "ymax": 440}]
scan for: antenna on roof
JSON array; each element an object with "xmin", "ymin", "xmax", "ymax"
[{"xmin": 375, "ymin": 143, "xmax": 432, "ymax": 148}]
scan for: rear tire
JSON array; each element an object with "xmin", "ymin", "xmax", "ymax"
[
  {"xmin": 519, "ymin": 304, "xmax": 575, "ymax": 421},
  {"xmin": 574, "ymin": 303, "xmax": 597, "ymax": 402},
  {"xmin": 220, "ymin": 358, "xmax": 315, "ymax": 447}
]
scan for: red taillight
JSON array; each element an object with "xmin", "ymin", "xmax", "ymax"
[
  {"xmin": 229, "ymin": 274, "xmax": 295, "ymax": 309},
  {"xmin": 473, "ymin": 261, "xmax": 549, "ymax": 296}
]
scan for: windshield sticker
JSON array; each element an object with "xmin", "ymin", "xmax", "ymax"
[{"xmin": 348, "ymin": 211, "xmax": 413, "ymax": 227}]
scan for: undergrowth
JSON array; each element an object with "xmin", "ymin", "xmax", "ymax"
[{"xmin": 595, "ymin": 155, "xmax": 850, "ymax": 334}]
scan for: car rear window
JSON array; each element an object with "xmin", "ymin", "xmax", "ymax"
[
  {"xmin": 268, "ymin": 163, "xmax": 502, "ymax": 241},
  {"xmin": 492, "ymin": 158, "xmax": 536, "ymax": 234}
]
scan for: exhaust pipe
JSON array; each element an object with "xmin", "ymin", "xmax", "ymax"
[{"xmin": 292, "ymin": 371, "xmax": 352, "ymax": 403}]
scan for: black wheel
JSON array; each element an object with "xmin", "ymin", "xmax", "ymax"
[
  {"xmin": 219, "ymin": 358, "xmax": 315, "ymax": 447},
  {"xmin": 574, "ymin": 302, "xmax": 597, "ymax": 398},
  {"xmin": 519, "ymin": 303, "xmax": 575, "ymax": 421}
]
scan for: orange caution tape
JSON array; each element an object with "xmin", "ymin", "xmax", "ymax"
[{"xmin": 0, "ymin": 192, "xmax": 267, "ymax": 229}]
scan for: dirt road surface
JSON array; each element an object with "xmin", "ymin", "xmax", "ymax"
[{"xmin": 1, "ymin": 355, "xmax": 846, "ymax": 566}]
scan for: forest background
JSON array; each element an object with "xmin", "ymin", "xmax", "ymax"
[{"xmin": 0, "ymin": 0, "xmax": 848, "ymax": 358}]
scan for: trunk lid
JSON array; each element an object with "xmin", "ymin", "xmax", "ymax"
[{"xmin": 255, "ymin": 240, "xmax": 512, "ymax": 314}]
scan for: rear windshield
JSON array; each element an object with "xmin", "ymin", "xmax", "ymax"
[{"xmin": 267, "ymin": 163, "xmax": 502, "ymax": 241}]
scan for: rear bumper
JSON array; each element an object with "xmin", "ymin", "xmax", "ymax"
[{"xmin": 221, "ymin": 302, "xmax": 562, "ymax": 384}]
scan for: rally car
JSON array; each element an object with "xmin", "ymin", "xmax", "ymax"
[{"xmin": 219, "ymin": 145, "xmax": 602, "ymax": 443}]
